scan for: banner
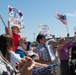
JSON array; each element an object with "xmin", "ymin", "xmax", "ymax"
[
  {"xmin": 39, "ymin": 24, "xmax": 52, "ymax": 39},
  {"xmin": 8, "ymin": 5, "xmax": 24, "ymax": 28},
  {"xmin": 39, "ymin": 24, "xmax": 50, "ymax": 36}
]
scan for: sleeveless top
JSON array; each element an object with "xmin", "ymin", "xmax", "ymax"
[{"xmin": 0, "ymin": 56, "xmax": 17, "ymax": 75}]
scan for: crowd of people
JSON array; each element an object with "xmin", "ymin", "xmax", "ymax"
[{"xmin": 0, "ymin": 21, "xmax": 76, "ymax": 75}]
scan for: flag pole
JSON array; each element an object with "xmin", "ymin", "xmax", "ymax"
[
  {"xmin": 65, "ymin": 24, "xmax": 69, "ymax": 34},
  {"xmin": 0, "ymin": 15, "xmax": 6, "ymax": 27}
]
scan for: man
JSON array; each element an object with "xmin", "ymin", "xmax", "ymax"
[{"xmin": 34, "ymin": 34, "xmax": 56, "ymax": 75}]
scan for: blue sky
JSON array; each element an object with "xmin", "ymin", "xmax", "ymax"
[{"xmin": 0, "ymin": 0, "xmax": 76, "ymax": 41}]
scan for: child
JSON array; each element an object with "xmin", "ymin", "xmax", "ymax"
[
  {"xmin": 15, "ymin": 37, "xmax": 27, "ymax": 58},
  {"xmin": 16, "ymin": 37, "xmax": 39, "ymax": 60},
  {"xmin": 5, "ymin": 21, "xmax": 21, "ymax": 51}
]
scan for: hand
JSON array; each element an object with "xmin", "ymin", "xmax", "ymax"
[
  {"xmin": 67, "ymin": 33, "xmax": 69, "ymax": 38},
  {"xmin": 16, "ymin": 57, "xmax": 36, "ymax": 75}
]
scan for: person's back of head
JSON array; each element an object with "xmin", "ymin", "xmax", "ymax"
[{"xmin": 0, "ymin": 34, "xmax": 14, "ymax": 60}]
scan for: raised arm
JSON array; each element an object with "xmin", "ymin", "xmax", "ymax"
[
  {"xmin": 5, "ymin": 21, "xmax": 12, "ymax": 36},
  {"xmin": 57, "ymin": 33, "xmax": 69, "ymax": 51}
]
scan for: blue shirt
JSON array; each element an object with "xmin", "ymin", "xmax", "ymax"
[
  {"xmin": 15, "ymin": 49, "xmax": 26, "ymax": 58},
  {"xmin": 34, "ymin": 44, "xmax": 51, "ymax": 61}
]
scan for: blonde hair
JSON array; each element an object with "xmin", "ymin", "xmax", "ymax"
[
  {"xmin": 11, "ymin": 25, "xmax": 21, "ymax": 31},
  {"xmin": 19, "ymin": 37, "xmax": 27, "ymax": 42},
  {"xmin": 58, "ymin": 38, "xmax": 65, "ymax": 44}
]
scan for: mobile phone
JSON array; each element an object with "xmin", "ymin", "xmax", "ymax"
[
  {"xmin": 30, "ymin": 55, "xmax": 35, "ymax": 58},
  {"xmin": 28, "ymin": 51, "xmax": 34, "ymax": 56}
]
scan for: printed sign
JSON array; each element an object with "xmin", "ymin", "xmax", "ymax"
[
  {"xmin": 8, "ymin": 5, "xmax": 24, "ymax": 28},
  {"xmin": 39, "ymin": 24, "xmax": 50, "ymax": 36}
]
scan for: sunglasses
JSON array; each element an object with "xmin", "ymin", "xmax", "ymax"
[{"xmin": 25, "ymin": 42, "xmax": 27, "ymax": 44}]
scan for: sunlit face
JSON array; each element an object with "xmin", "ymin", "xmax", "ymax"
[
  {"xmin": 13, "ymin": 27, "xmax": 21, "ymax": 33},
  {"xmin": 52, "ymin": 41, "xmax": 57, "ymax": 47},
  {"xmin": 19, "ymin": 40, "xmax": 27, "ymax": 50}
]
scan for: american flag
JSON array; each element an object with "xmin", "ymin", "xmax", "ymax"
[
  {"xmin": 74, "ymin": 27, "xmax": 76, "ymax": 30},
  {"xmin": 56, "ymin": 11, "xmax": 67, "ymax": 25},
  {"xmin": 74, "ymin": 27, "xmax": 76, "ymax": 35}
]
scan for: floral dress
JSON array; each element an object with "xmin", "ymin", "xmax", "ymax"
[{"xmin": 0, "ymin": 57, "xmax": 17, "ymax": 75}]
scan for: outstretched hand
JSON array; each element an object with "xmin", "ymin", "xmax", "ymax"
[
  {"xmin": 67, "ymin": 33, "xmax": 70, "ymax": 38},
  {"xmin": 16, "ymin": 56, "xmax": 36, "ymax": 75}
]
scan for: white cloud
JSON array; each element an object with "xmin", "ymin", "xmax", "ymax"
[{"xmin": 65, "ymin": 11, "xmax": 76, "ymax": 17}]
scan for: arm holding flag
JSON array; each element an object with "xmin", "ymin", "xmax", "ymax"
[{"xmin": 57, "ymin": 33, "xmax": 69, "ymax": 51}]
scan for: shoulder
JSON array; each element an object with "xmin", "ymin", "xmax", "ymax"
[
  {"xmin": 10, "ymin": 51, "xmax": 21, "ymax": 60},
  {"xmin": 0, "ymin": 57, "xmax": 16, "ymax": 75}
]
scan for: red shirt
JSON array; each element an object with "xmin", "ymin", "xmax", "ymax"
[{"xmin": 12, "ymin": 33, "xmax": 20, "ymax": 51}]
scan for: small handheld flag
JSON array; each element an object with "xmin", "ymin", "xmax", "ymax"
[
  {"xmin": 56, "ymin": 11, "xmax": 69, "ymax": 33},
  {"xmin": 56, "ymin": 11, "xmax": 67, "ymax": 25},
  {"xmin": 32, "ymin": 64, "xmax": 59, "ymax": 75},
  {"xmin": 74, "ymin": 27, "xmax": 76, "ymax": 36}
]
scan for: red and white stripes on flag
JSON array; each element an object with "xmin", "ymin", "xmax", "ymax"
[{"xmin": 56, "ymin": 11, "xmax": 67, "ymax": 25}]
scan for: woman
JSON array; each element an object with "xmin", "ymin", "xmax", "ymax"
[
  {"xmin": 58, "ymin": 33, "xmax": 76, "ymax": 75},
  {"xmin": 0, "ymin": 34, "xmax": 22, "ymax": 67},
  {"xmin": 0, "ymin": 52, "xmax": 36, "ymax": 75}
]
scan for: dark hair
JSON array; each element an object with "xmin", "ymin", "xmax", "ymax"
[
  {"xmin": 71, "ymin": 45, "xmax": 76, "ymax": 60},
  {"xmin": 0, "ymin": 34, "xmax": 14, "ymax": 61},
  {"xmin": 36, "ymin": 34, "xmax": 45, "ymax": 43}
]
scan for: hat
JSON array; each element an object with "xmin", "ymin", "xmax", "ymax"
[
  {"xmin": 50, "ymin": 39, "xmax": 56, "ymax": 42},
  {"xmin": 45, "ymin": 35, "xmax": 52, "ymax": 41},
  {"xmin": 48, "ymin": 39, "xmax": 56, "ymax": 45}
]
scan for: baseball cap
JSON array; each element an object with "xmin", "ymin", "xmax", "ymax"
[{"xmin": 48, "ymin": 39, "xmax": 57, "ymax": 45}]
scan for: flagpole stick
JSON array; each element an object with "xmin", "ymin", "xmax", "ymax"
[
  {"xmin": 65, "ymin": 24, "xmax": 69, "ymax": 34},
  {"xmin": 0, "ymin": 15, "xmax": 6, "ymax": 27}
]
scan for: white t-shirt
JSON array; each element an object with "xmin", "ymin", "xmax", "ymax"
[
  {"xmin": 10, "ymin": 51, "xmax": 21, "ymax": 67},
  {"xmin": 17, "ymin": 46, "xmax": 25, "ymax": 52}
]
